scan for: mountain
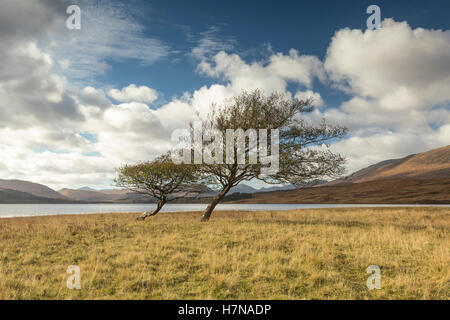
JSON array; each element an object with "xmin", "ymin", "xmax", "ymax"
[
  {"xmin": 78, "ymin": 186, "xmax": 97, "ymax": 191},
  {"xmin": 0, "ymin": 179, "xmax": 67, "ymax": 200},
  {"xmin": 59, "ymin": 188, "xmax": 115, "ymax": 202},
  {"xmin": 0, "ymin": 188, "xmax": 78, "ymax": 204},
  {"xmin": 99, "ymin": 189, "xmax": 132, "ymax": 195},
  {"xmin": 58, "ymin": 188, "xmax": 154, "ymax": 202},
  {"xmin": 229, "ymin": 184, "xmax": 258, "ymax": 194},
  {"xmin": 258, "ymin": 184, "xmax": 296, "ymax": 192},
  {"xmin": 229, "ymin": 183, "xmax": 296, "ymax": 194},
  {"xmin": 328, "ymin": 145, "xmax": 450, "ymax": 185},
  {"xmin": 229, "ymin": 178, "xmax": 450, "ymax": 204},
  {"xmin": 230, "ymin": 145, "xmax": 450, "ymax": 204}
]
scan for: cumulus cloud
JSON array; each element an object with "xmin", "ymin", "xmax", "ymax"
[
  {"xmin": 0, "ymin": 0, "xmax": 69, "ymax": 45},
  {"xmin": 316, "ymin": 19, "xmax": 450, "ymax": 173},
  {"xmin": 0, "ymin": 40, "xmax": 83, "ymax": 128},
  {"xmin": 196, "ymin": 49, "xmax": 324, "ymax": 102},
  {"xmin": 295, "ymin": 90, "xmax": 324, "ymax": 107},
  {"xmin": 108, "ymin": 84, "xmax": 159, "ymax": 103},
  {"xmin": 325, "ymin": 19, "xmax": 450, "ymax": 112},
  {"xmin": 268, "ymin": 49, "xmax": 325, "ymax": 87},
  {"xmin": 79, "ymin": 86, "xmax": 111, "ymax": 109}
]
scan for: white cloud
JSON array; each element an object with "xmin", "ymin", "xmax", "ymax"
[
  {"xmin": 1, "ymin": 144, "xmax": 115, "ymax": 189},
  {"xmin": 268, "ymin": 49, "xmax": 325, "ymax": 87},
  {"xmin": 47, "ymin": 0, "xmax": 169, "ymax": 83},
  {"xmin": 295, "ymin": 90, "xmax": 324, "ymax": 107},
  {"xmin": 79, "ymin": 86, "xmax": 111, "ymax": 109},
  {"xmin": 316, "ymin": 19, "xmax": 450, "ymax": 173},
  {"xmin": 325, "ymin": 19, "xmax": 450, "ymax": 112},
  {"xmin": 108, "ymin": 84, "xmax": 159, "ymax": 103},
  {"xmin": 0, "ymin": 0, "xmax": 68, "ymax": 45},
  {"xmin": 0, "ymin": 41, "xmax": 83, "ymax": 128},
  {"xmin": 196, "ymin": 49, "xmax": 324, "ymax": 102},
  {"xmin": 190, "ymin": 26, "xmax": 236, "ymax": 61}
]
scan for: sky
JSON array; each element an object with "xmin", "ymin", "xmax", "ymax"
[{"xmin": 0, "ymin": 0, "xmax": 449, "ymax": 190}]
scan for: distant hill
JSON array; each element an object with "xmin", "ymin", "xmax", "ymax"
[
  {"xmin": 78, "ymin": 186, "xmax": 97, "ymax": 191},
  {"xmin": 58, "ymin": 184, "xmax": 292, "ymax": 202},
  {"xmin": 99, "ymin": 189, "xmax": 132, "ymax": 195},
  {"xmin": 229, "ymin": 183, "xmax": 297, "ymax": 194},
  {"xmin": 0, "ymin": 188, "xmax": 79, "ymax": 204},
  {"xmin": 58, "ymin": 188, "xmax": 155, "ymax": 202},
  {"xmin": 230, "ymin": 145, "xmax": 450, "ymax": 204},
  {"xmin": 229, "ymin": 184, "xmax": 258, "ymax": 194},
  {"xmin": 258, "ymin": 184, "xmax": 296, "ymax": 192},
  {"xmin": 0, "ymin": 179, "xmax": 67, "ymax": 200},
  {"xmin": 328, "ymin": 145, "xmax": 450, "ymax": 185},
  {"xmin": 0, "ymin": 178, "xmax": 296, "ymax": 203},
  {"xmin": 230, "ymin": 178, "xmax": 450, "ymax": 204},
  {"xmin": 59, "ymin": 188, "xmax": 115, "ymax": 202}
]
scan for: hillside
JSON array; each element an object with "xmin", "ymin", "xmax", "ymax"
[
  {"xmin": 0, "ymin": 179, "xmax": 67, "ymax": 200},
  {"xmin": 0, "ymin": 188, "xmax": 79, "ymax": 204},
  {"xmin": 230, "ymin": 178, "xmax": 450, "ymax": 204},
  {"xmin": 229, "ymin": 183, "xmax": 296, "ymax": 194},
  {"xmin": 58, "ymin": 188, "xmax": 154, "ymax": 203},
  {"xmin": 231, "ymin": 145, "xmax": 450, "ymax": 204},
  {"xmin": 58, "ymin": 188, "xmax": 116, "ymax": 202},
  {"xmin": 329, "ymin": 145, "xmax": 450, "ymax": 185}
]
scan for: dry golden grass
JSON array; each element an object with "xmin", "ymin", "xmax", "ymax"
[{"xmin": 0, "ymin": 207, "xmax": 448, "ymax": 300}]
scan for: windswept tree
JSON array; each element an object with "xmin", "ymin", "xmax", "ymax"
[
  {"xmin": 116, "ymin": 153, "xmax": 201, "ymax": 220},
  {"xmin": 173, "ymin": 89, "xmax": 348, "ymax": 221}
]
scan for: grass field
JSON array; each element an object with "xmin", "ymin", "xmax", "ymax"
[{"xmin": 0, "ymin": 207, "xmax": 448, "ymax": 299}]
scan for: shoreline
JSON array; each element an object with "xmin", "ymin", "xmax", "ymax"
[{"xmin": 1, "ymin": 204, "xmax": 449, "ymax": 220}]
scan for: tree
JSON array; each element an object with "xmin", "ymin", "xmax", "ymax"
[
  {"xmin": 115, "ymin": 153, "xmax": 201, "ymax": 220},
  {"xmin": 189, "ymin": 89, "xmax": 348, "ymax": 221}
]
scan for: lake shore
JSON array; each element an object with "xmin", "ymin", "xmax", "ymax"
[
  {"xmin": 1, "ymin": 203, "xmax": 449, "ymax": 219},
  {"xmin": 0, "ymin": 207, "xmax": 448, "ymax": 299}
]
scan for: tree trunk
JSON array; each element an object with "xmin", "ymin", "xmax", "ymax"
[
  {"xmin": 137, "ymin": 198, "xmax": 166, "ymax": 221},
  {"xmin": 201, "ymin": 185, "xmax": 232, "ymax": 222}
]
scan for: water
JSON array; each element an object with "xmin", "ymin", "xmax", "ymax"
[{"xmin": 0, "ymin": 203, "xmax": 448, "ymax": 218}]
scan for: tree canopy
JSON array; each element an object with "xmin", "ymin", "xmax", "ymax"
[
  {"xmin": 191, "ymin": 89, "xmax": 348, "ymax": 221},
  {"xmin": 116, "ymin": 153, "xmax": 201, "ymax": 220}
]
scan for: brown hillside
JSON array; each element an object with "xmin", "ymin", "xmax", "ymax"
[
  {"xmin": 0, "ymin": 179, "xmax": 67, "ymax": 200},
  {"xmin": 230, "ymin": 178, "xmax": 450, "ymax": 204},
  {"xmin": 99, "ymin": 189, "xmax": 133, "ymax": 195},
  {"xmin": 332, "ymin": 145, "xmax": 450, "ymax": 184},
  {"xmin": 58, "ymin": 189, "xmax": 114, "ymax": 202},
  {"xmin": 58, "ymin": 188, "xmax": 154, "ymax": 203}
]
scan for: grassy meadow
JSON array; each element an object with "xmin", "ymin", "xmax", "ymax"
[{"xmin": 0, "ymin": 207, "xmax": 448, "ymax": 299}]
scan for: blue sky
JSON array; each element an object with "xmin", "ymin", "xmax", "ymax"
[
  {"xmin": 95, "ymin": 0, "xmax": 450, "ymax": 107},
  {"xmin": 0, "ymin": 0, "xmax": 449, "ymax": 189},
  {"xmin": 101, "ymin": 1, "xmax": 448, "ymax": 85}
]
